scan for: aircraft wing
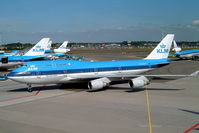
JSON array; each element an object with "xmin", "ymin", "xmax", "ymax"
[
  {"xmin": 83, "ymin": 70, "xmax": 199, "ymax": 91},
  {"xmin": 66, "ymin": 71, "xmax": 199, "ymax": 82},
  {"xmin": 124, "ymin": 71, "xmax": 199, "ymax": 77},
  {"xmin": 0, "ymin": 62, "xmax": 22, "ymax": 69},
  {"xmin": 28, "ymin": 56, "xmax": 47, "ymax": 61}
]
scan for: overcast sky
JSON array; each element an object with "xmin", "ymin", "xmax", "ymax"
[{"xmin": 0, "ymin": 0, "xmax": 199, "ymax": 43}]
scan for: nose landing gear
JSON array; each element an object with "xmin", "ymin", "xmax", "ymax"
[{"xmin": 27, "ymin": 84, "xmax": 32, "ymax": 92}]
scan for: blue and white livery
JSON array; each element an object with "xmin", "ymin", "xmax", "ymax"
[
  {"xmin": 174, "ymin": 49, "xmax": 199, "ymax": 60},
  {"xmin": 172, "ymin": 40, "xmax": 199, "ymax": 60},
  {"xmin": 54, "ymin": 41, "xmax": 70, "ymax": 53},
  {"xmin": 0, "ymin": 38, "xmax": 50, "ymax": 69},
  {"xmin": 0, "ymin": 50, "xmax": 20, "ymax": 57},
  {"xmin": 172, "ymin": 40, "xmax": 181, "ymax": 53},
  {"xmin": 6, "ymin": 34, "xmax": 198, "ymax": 92}
]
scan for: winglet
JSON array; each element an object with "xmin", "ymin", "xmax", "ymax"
[{"xmin": 190, "ymin": 70, "xmax": 199, "ymax": 77}]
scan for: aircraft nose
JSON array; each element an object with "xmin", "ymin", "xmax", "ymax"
[
  {"xmin": 6, "ymin": 72, "xmax": 25, "ymax": 83},
  {"xmin": 6, "ymin": 71, "xmax": 15, "ymax": 77}
]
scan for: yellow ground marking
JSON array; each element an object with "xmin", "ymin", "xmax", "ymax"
[{"xmin": 145, "ymin": 85, "xmax": 153, "ymax": 133}]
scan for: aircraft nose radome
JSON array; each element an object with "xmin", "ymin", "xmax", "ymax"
[
  {"xmin": 6, "ymin": 71, "xmax": 15, "ymax": 77},
  {"xmin": 7, "ymin": 75, "xmax": 25, "ymax": 83}
]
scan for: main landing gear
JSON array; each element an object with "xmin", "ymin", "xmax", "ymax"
[{"xmin": 27, "ymin": 84, "xmax": 33, "ymax": 92}]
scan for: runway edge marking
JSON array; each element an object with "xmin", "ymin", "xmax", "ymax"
[{"xmin": 184, "ymin": 123, "xmax": 199, "ymax": 133}]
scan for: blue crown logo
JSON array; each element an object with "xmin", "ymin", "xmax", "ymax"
[{"xmin": 160, "ymin": 44, "xmax": 166, "ymax": 48}]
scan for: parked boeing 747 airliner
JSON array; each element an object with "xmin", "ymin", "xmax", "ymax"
[
  {"xmin": 0, "ymin": 38, "xmax": 50, "ymax": 69},
  {"xmin": 5, "ymin": 34, "xmax": 199, "ymax": 92}
]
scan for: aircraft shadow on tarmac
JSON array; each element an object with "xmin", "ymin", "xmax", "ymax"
[
  {"xmin": 7, "ymin": 81, "xmax": 184, "ymax": 93},
  {"xmin": 8, "ymin": 85, "xmax": 60, "ymax": 92},
  {"xmin": 108, "ymin": 87, "xmax": 184, "ymax": 93},
  {"xmin": 179, "ymin": 109, "xmax": 199, "ymax": 131},
  {"xmin": 179, "ymin": 109, "xmax": 199, "ymax": 115},
  {"xmin": 8, "ymin": 83, "xmax": 88, "ymax": 92}
]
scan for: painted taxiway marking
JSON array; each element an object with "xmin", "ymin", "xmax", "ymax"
[
  {"xmin": 0, "ymin": 90, "xmax": 41, "ymax": 102},
  {"xmin": 184, "ymin": 123, "xmax": 199, "ymax": 133},
  {"xmin": 145, "ymin": 85, "xmax": 153, "ymax": 133}
]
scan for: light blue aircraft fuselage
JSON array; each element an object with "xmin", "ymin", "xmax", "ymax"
[
  {"xmin": 173, "ymin": 49, "xmax": 199, "ymax": 59},
  {"xmin": 0, "ymin": 50, "xmax": 20, "ymax": 57},
  {"xmin": 7, "ymin": 58, "xmax": 170, "ymax": 80},
  {"xmin": 0, "ymin": 55, "xmax": 47, "ymax": 62},
  {"xmin": 0, "ymin": 38, "xmax": 50, "ymax": 69}
]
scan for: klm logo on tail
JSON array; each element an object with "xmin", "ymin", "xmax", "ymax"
[
  {"xmin": 33, "ymin": 45, "xmax": 44, "ymax": 52},
  {"xmin": 157, "ymin": 44, "xmax": 168, "ymax": 53}
]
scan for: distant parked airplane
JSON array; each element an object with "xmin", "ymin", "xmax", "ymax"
[
  {"xmin": 172, "ymin": 40, "xmax": 181, "ymax": 53},
  {"xmin": 0, "ymin": 50, "xmax": 20, "ymax": 57},
  {"xmin": 172, "ymin": 40, "xmax": 199, "ymax": 60},
  {"xmin": 54, "ymin": 41, "xmax": 70, "ymax": 53},
  {"xmin": 0, "ymin": 38, "xmax": 50, "ymax": 69}
]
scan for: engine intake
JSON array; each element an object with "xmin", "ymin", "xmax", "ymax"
[
  {"xmin": 2, "ymin": 57, "xmax": 8, "ymax": 64},
  {"xmin": 88, "ymin": 77, "xmax": 111, "ymax": 91},
  {"xmin": 129, "ymin": 76, "xmax": 149, "ymax": 88}
]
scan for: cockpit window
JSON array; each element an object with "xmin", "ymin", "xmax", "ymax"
[{"xmin": 16, "ymin": 72, "xmax": 31, "ymax": 75}]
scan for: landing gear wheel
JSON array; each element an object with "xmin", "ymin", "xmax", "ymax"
[
  {"xmin": 27, "ymin": 84, "xmax": 32, "ymax": 92},
  {"xmin": 27, "ymin": 88, "xmax": 33, "ymax": 92}
]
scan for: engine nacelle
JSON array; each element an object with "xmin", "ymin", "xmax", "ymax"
[
  {"xmin": 129, "ymin": 76, "xmax": 149, "ymax": 88},
  {"xmin": 1, "ymin": 57, "xmax": 8, "ymax": 64},
  {"xmin": 88, "ymin": 77, "xmax": 111, "ymax": 91}
]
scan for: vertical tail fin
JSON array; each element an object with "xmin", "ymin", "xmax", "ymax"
[
  {"xmin": 47, "ymin": 40, "xmax": 52, "ymax": 51},
  {"xmin": 172, "ymin": 40, "xmax": 181, "ymax": 53},
  {"xmin": 145, "ymin": 34, "xmax": 174, "ymax": 59},
  {"xmin": 24, "ymin": 38, "xmax": 50, "ymax": 56},
  {"xmin": 58, "ymin": 41, "xmax": 68, "ymax": 49}
]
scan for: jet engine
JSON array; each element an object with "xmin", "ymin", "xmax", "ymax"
[
  {"xmin": 129, "ymin": 76, "xmax": 149, "ymax": 88},
  {"xmin": 88, "ymin": 77, "xmax": 111, "ymax": 91},
  {"xmin": 1, "ymin": 57, "xmax": 8, "ymax": 64}
]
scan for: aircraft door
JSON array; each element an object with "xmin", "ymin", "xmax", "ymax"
[
  {"xmin": 94, "ymin": 68, "xmax": 98, "ymax": 75},
  {"xmin": 36, "ymin": 71, "xmax": 41, "ymax": 79},
  {"xmin": 52, "ymin": 61, "xmax": 57, "ymax": 68},
  {"xmin": 148, "ymin": 63, "xmax": 151, "ymax": 68},
  {"xmin": 118, "ymin": 66, "xmax": 122, "ymax": 73}
]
